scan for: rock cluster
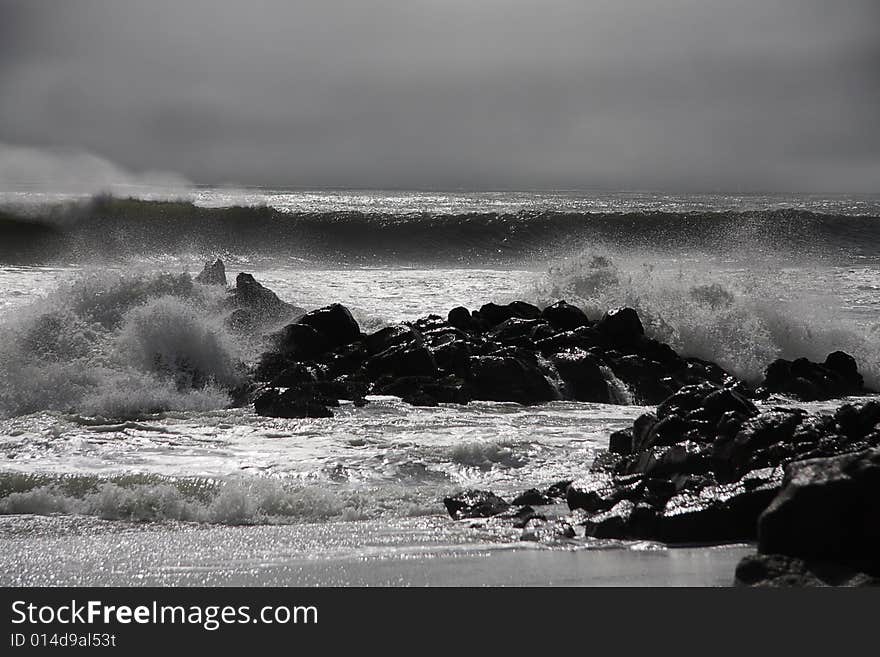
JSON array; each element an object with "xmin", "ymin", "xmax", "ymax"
[
  {"xmin": 735, "ymin": 447, "xmax": 880, "ymax": 586},
  {"xmin": 759, "ymin": 351, "xmax": 866, "ymax": 401},
  {"xmin": 250, "ymin": 298, "xmax": 746, "ymax": 418},
  {"xmin": 564, "ymin": 387, "xmax": 879, "ymax": 543}
]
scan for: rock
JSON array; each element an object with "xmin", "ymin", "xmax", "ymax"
[
  {"xmin": 195, "ymin": 259, "xmax": 227, "ymax": 286},
  {"xmin": 757, "ymin": 448, "xmax": 880, "ymax": 574},
  {"xmin": 474, "ymin": 301, "xmax": 541, "ymax": 328},
  {"xmin": 597, "ymin": 307, "xmax": 644, "ymax": 346},
  {"xmin": 488, "ymin": 318, "xmax": 551, "ymax": 346},
  {"xmin": 447, "ymin": 306, "xmax": 477, "ymax": 332},
  {"xmin": 367, "ymin": 344, "xmax": 438, "ymax": 379},
  {"xmin": 297, "ymin": 304, "xmax": 361, "ymax": 350},
  {"xmin": 567, "ymin": 475, "xmax": 643, "ymax": 513},
  {"xmin": 734, "ymin": 553, "xmax": 880, "ymax": 587},
  {"xmin": 652, "ymin": 467, "xmax": 783, "ymax": 543},
  {"xmin": 364, "ymin": 325, "xmax": 418, "ymax": 355},
  {"xmin": 374, "ymin": 375, "xmax": 472, "ymax": 406},
  {"xmin": 761, "ymin": 352, "xmax": 866, "ymax": 401},
  {"xmin": 551, "ymin": 348, "xmax": 610, "ymax": 402},
  {"xmin": 468, "ymin": 355, "xmax": 559, "ymax": 404},
  {"xmin": 270, "ymin": 363, "xmax": 318, "ymax": 387},
  {"xmin": 541, "ymin": 300, "xmax": 590, "ymax": 331},
  {"xmin": 252, "ymin": 387, "xmax": 334, "ymax": 418},
  {"xmin": 511, "ymin": 488, "xmax": 553, "ymax": 506},
  {"xmin": 443, "ymin": 490, "xmax": 510, "ymax": 520},
  {"xmin": 228, "ymin": 273, "xmax": 296, "ymax": 326},
  {"xmin": 271, "ymin": 323, "xmax": 330, "ymax": 360}
]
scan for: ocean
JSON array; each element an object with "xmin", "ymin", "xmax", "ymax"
[{"xmin": 1, "ymin": 188, "xmax": 878, "ymax": 585}]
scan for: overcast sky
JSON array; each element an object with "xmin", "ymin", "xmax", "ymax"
[{"xmin": 1, "ymin": 0, "xmax": 878, "ymax": 192}]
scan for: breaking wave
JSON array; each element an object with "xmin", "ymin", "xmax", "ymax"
[
  {"xmin": 2, "ymin": 196, "xmax": 880, "ymax": 265},
  {"xmin": 0, "ymin": 472, "xmax": 433, "ymax": 525},
  {"xmin": 0, "ymin": 269, "xmax": 249, "ymax": 419},
  {"xmin": 534, "ymin": 250, "xmax": 880, "ymax": 388}
]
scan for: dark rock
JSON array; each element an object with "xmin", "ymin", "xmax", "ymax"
[
  {"xmin": 195, "ymin": 259, "xmax": 227, "ymax": 286},
  {"xmin": 270, "ymin": 323, "xmax": 329, "ymax": 360},
  {"xmin": 468, "ymin": 355, "xmax": 559, "ymax": 404},
  {"xmin": 270, "ymin": 363, "xmax": 318, "ymax": 387},
  {"xmin": 229, "ymin": 273, "xmax": 295, "ymax": 324},
  {"xmin": 609, "ymin": 428, "xmax": 634, "ymax": 455},
  {"xmin": 511, "ymin": 488, "xmax": 553, "ymax": 506},
  {"xmin": 735, "ymin": 553, "xmax": 880, "ymax": 587},
  {"xmin": 443, "ymin": 490, "xmax": 510, "ymax": 520},
  {"xmin": 252, "ymin": 387, "xmax": 334, "ymax": 418},
  {"xmin": 367, "ymin": 344, "xmax": 438, "ymax": 379},
  {"xmin": 474, "ymin": 301, "xmax": 542, "ymax": 328},
  {"xmin": 447, "ymin": 306, "xmax": 476, "ymax": 332},
  {"xmin": 761, "ymin": 352, "xmax": 866, "ymax": 401},
  {"xmin": 364, "ymin": 325, "xmax": 418, "ymax": 355},
  {"xmin": 297, "ymin": 303, "xmax": 361, "ymax": 350},
  {"xmin": 488, "ymin": 318, "xmax": 549, "ymax": 346},
  {"xmin": 567, "ymin": 475, "xmax": 643, "ymax": 513},
  {"xmin": 597, "ymin": 307, "xmax": 644, "ymax": 346},
  {"xmin": 551, "ymin": 348, "xmax": 611, "ymax": 402},
  {"xmin": 757, "ymin": 448, "xmax": 880, "ymax": 574},
  {"xmin": 541, "ymin": 300, "xmax": 590, "ymax": 331}
]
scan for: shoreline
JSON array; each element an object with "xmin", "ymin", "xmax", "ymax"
[{"xmin": 0, "ymin": 515, "xmax": 750, "ymax": 587}]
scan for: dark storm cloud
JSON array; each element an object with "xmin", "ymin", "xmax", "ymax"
[{"xmin": 0, "ymin": 0, "xmax": 878, "ymax": 191}]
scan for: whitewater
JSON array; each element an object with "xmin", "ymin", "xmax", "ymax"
[{"xmin": 1, "ymin": 188, "xmax": 878, "ymax": 585}]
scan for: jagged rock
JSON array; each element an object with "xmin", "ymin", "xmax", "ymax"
[
  {"xmin": 366, "ymin": 344, "xmax": 438, "ymax": 379},
  {"xmin": 195, "ymin": 258, "xmax": 227, "ymax": 286},
  {"xmin": 252, "ymin": 387, "xmax": 335, "ymax": 418},
  {"xmin": 364, "ymin": 325, "xmax": 418, "ymax": 355},
  {"xmin": 443, "ymin": 490, "xmax": 510, "ymax": 520},
  {"xmin": 468, "ymin": 354, "xmax": 559, "ymax": 404},
  {"xmin": 511, "ymin": 488, "xmax": 554, "ymax": 506},
  {"xmin": 297, "ymin": 303, "xmax": 361, "ymax": 349},
  {"xmin": 227, "ymin": 272, "xmax": 296, "ymax": 328},
  {"xmin": 735, "ymin": 553, "xmax": 880, "ymax": 587},
  {"xmin": 597, "ymin": 307, "xmax": 644, "ymax": 346},
  {"xmin": 551, "ymin": 348, "xmax": 610, "ymax": 402},
  {"xmin": 447, "ymin": 306, "xmax": 477, "ymax": 332},
  {"xmin": 541, "ymin": 300, "xmax": 590, "ymax": 331},
  {"xmin": 761, "ymin": 351, "xmax": 866, "ymax": 401},
  {"xmin": 474, "ymin": 301, "xmax": 542, "ymax": 329},
  {"xmin": 757, "ymin": 448, "xmax": 880, "ymax": 574}
]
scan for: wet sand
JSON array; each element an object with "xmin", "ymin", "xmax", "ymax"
[{"xmin": 0, "ymin": 515, "xmax": 749, "ymax": 587}]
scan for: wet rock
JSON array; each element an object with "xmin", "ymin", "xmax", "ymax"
[
  {"xmin": 270, "ymin": 363, "xmax": 318, "ymax": 387},
  {"xmin": 541, "ymin": 300, "xmax": 590, "ymax": 331},
  {"xmin": 364, "ymin": 325, "xmax": 419, "ymax": 355},
  {"xmin": 468, "ymin": 354, "xmax": 559, "ymax": 404},
  {"xmin": 271, "ymin": 323, "xmax": 329, "ymax": 360},
  {"xmin": 374, "ymin": 375, "xmax": 472, "ymax": 406},
  {"xmin": 297, "ymin": 303, "xmax": 361, "ymax": 350},
  {"xmin": 447, "ymin": 306, "xmax": 477, "ymax": 332},
  {"xmin": 761, "ymin": 351, "xmax": 867, "ymax": 401},
  {"xmin": 551, "ymin": 348, "xmax": 611, "ymax": 403},
  {"xmin": 252, "ymin": 387, "xmax": 335, "ymax": 418},
  {"xmin": 227, "ymin": 273, "xmax": 298, "ymax": 329},
  {"xmin": 195, "ymin": 258, "xmax": 227, "ymax": 286},
  {"xmin": 366, "ymin": 344, "xmax": 438, "ymax": 379},
  {"xmin": 474, "ymin": 301, "xmax": 541, "ymax": 329},
  {"xmin": 443, "ymin": 490, "xmax": 510, "ymax": 520},
  {"xmin": 735, "ymin": 553, "xmax": 880, "ymax": 587},
  {"xmin": 597, "ymin": 307, "xmax": 644, "ymax": 346},
  {"xmin": 511, "ymin": 488, "xmax": 553, "ymax": 506},
  {"xmin": 488, "ymin": 318, "xmax": 551, "ymax": 346},
  {"xmin": 757, "ymin": 448, "xmax": 880, "ymax": 574}
]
